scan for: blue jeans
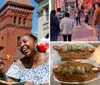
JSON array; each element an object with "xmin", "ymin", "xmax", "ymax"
[
  {"xmin": 95, "ymin": 25, "xmax": 100, "ymax": 41},
  {"xmin": 76, "ymin": 16, "xmax": 81, "ymax": 26}
]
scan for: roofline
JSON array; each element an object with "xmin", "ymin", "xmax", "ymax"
[{"xmin": 0, "ymin": 1, "xmax": 34, "ymax": 13}]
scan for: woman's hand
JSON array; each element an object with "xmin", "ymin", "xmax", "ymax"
[{"xmin": 0, "ymin": 60, "xmax": 5, "ymax": 69}]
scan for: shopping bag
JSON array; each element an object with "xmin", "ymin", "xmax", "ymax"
[{"xmin": 94, "ymin": 28, "xmax": 98, "ymax": 36}]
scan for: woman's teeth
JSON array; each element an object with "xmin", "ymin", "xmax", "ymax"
[
  {"xmin": 23, "ymin": 48, "xmax": 26, "ymax": 51},
  {"xmin": 22, "ymin": 48, "xmax": 28, "ymax": 55},
  {"xmin": 22, "ymin": 47, "xmax": 28, "ymax": 52}
]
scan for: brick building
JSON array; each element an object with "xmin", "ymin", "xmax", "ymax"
[
  {"xmin": 0, "ymin": 0, "xmax": 34, "ymax": 71},
  {"xmin": 51, "ymin": 0, "xmax": 100, "ymax": 11},
  {"xmin": 84, "ymin": 0, "xmax": 100, "ymax": 9}
]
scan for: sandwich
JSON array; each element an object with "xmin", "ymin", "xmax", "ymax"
[
  {"xmin": 53, "ymin": 44, "xmax": 95, "ymax": 59},
  {"xmin": 53, "ymin": 61, "xmax": 97, "ymax": 82}
]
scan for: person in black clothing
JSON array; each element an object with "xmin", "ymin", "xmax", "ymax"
[
  {"xmin": 84, "ymin": 13, "xmax": 89, "ymax": 26},
  {"xmin": 50, "ymin": 10, "xmax": 60, "ymax": 41},
  {"xmin": 75, "ymin": 8, "xmax": 81, "ymax": 26}
]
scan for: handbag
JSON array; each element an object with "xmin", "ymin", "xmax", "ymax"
[{"xmin": 94, "ymin": 28, "xmax": 98, "ymax": 36}]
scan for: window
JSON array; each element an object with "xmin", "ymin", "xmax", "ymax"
[
  {"xmin": 19, "ymin": 17, "xmax": 21, "ymax": 25},
  {"xmin": 14, "ymin": 16, "xmax": 17, "ymax": 24},
  {"xmin": 2, "ymin": 37, "xmax": 3, "ymax": 40},
  {"xmin": 23, "ymin": 18, "xmax": 26, "ymax": 25}
]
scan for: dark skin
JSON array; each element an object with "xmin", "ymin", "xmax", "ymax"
[
  {"xmin": 7, "ymin": 35, "xmax": 49, "ymax": 85},
  {"xmin": 0, "ymin": 60, "xmax": 5, "ymax": 69}
]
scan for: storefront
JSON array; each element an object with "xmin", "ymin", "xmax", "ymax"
[
  {"xmin": 66, "ymin": 0, "xmax": 75, "ymax": 11},
  {"xmin": 84, "ymin": 0, "xmax": 100, "ymax": 9},
  {"xmin": 54, "ymin": 0, "xmax": 75, "ymax": 11},
  {"xmin": 54, "ymin": 0, "xmax": 100, "ymax": 11}
]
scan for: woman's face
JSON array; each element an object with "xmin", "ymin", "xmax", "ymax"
[{"xmin": 18, "ymin": 35, "xmax": 37, "ymax": 57}]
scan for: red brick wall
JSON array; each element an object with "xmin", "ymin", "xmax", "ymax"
[
  {"xmin": 0, "ymin": 26, "xmax": 31, "ymax": 71},
  {"xmin": 0, "ymin": 8, "xmax": 33, "ymax": 71},
  {"xmin": 0, "ymin": 9, "xmax": 32, "ymax": 29}
]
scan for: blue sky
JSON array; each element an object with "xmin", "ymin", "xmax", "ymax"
[{"xmin": 0, "ymin": 0, "xmax": 38, "ymax": 34}]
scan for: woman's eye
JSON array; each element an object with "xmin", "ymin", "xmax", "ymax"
[
  {"xmin": 18, "ymin": 43, "xmax": 21, "ymax": 47},
  {"xmin": 23, "ymin": 40, "xmax": 27, "ymax": 43}
]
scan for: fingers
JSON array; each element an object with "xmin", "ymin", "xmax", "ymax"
[{"xmin": 0, "ymin": 60, "xmax": 5, "ymax": 69}]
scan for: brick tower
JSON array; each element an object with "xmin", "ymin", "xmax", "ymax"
[{"xmin": 0, "ymin": 0, "xmax": 34, "ymax": 71}]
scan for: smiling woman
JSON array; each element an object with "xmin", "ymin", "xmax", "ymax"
[{"xmin": 6, "ymin": 34, "xmax": 49, "ymax": 85}]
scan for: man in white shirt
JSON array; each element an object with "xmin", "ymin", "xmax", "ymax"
[{"xmin": 60, "ymin": 12, "xmax": 74, "ymax": 41}]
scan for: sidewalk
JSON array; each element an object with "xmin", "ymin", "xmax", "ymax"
[
  {"xmin": 73, "ymin": 36, "xmax": 97, "ymax": 41},
  {"xmin": 58, "ymin": 19, "xmax": 98, "ymax": 41},
  {"xmin": 57, "ymin": 13, "xmax": 98, "ymax": 41},
  {"xmin": 72, "ymin": 25, "xmax": 97, "ymax": 41}
]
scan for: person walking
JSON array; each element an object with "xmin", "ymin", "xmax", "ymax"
[
  {"xmin": 84, "ymin": 13, "xmax": 89, "ymax": 26},
  {"xmin": 60, "ymin": 12, "xmax": 74, "ymax": 41},
  {"xmin": 75, "ymin": 8, "xmax": 81, "ymax": 26},
  {"xmin": 50, "ymin": 10, "xmax": 60, "ymax": 41},
  {"xmin": 56, "ymin": 8, "xmax": 64, "ymax": 23},
  {"xmin": 93, "ymin": 2, "xmax": 100, "ymax": 41}
]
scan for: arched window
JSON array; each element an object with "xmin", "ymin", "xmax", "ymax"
[
  {"xmin": 14, "ymin": 16, "xmax": 17, "ymax": 24},
  {"xmin": 23, "ymin": 18, "xmax": 26, "ymax": 25},
  {"xmin": 19, "ymin": 17, "xmax": 21, "ymax": 25}
]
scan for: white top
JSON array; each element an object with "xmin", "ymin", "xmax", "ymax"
[
  {"xmin": 6, "ymin": 62, "xmax": 49, "ymax": 84},
  {"xmin": 60, "ymin": 17, "xmax": 74, "ymax": 35}
]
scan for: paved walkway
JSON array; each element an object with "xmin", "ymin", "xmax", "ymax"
[{"xmin": 58, "ymin": 16, "xmax": 98, "ymax": 41}]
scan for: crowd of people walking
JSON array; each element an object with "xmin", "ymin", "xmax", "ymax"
[{"xmin": 50, "ymin": 2, "xmax": 100, "ymax": 41}]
